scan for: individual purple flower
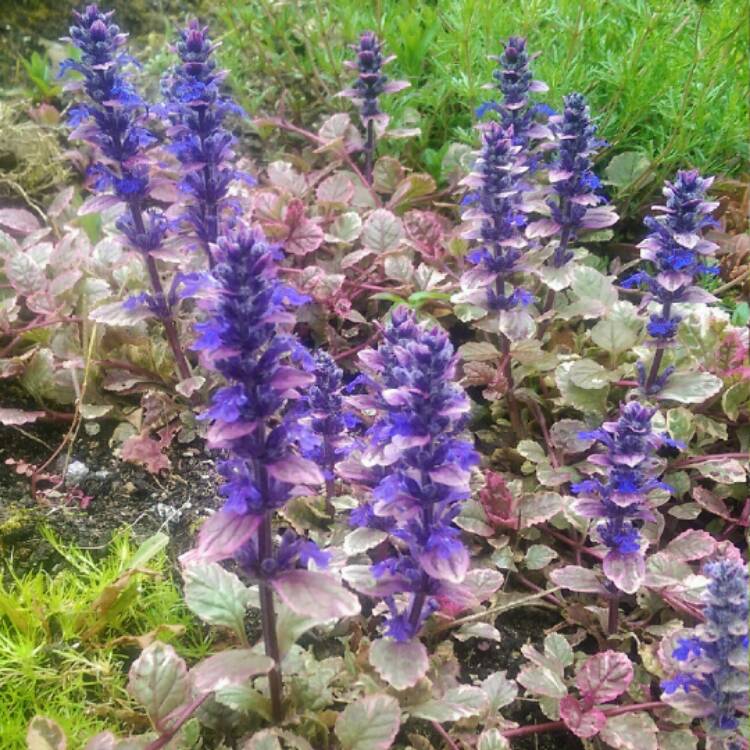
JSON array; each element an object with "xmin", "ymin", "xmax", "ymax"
[
  {"xmin": 60, "ymin": 4, "xmax": 191, "ymax": 380},
  {"xmin": 662, "ymin": 552, "xmax": 748, "ymax": 742},
  {"xmin": 163, "ymin": 20, "xmax": 249, "ymax": 266},
  {"xmin": 348, "ymin": 308, "xmax": 479, "ymax": 647},
  {"xmin": 529, "ymin": 93, "xmax": 617, "ymax": 272},
  {"xmin": 456, "ymin": 121, "xmax": 535, "ymax": 341},
  {"xmin": 571, "ymin": 401, "xmax": 671, "ymax": 594},
  {"xmin": 478, "ymin": 36, "xmax": 552, "ymax": 149},
  {"xmin": 622, "ymin": 170, "xmax": 720, "ymax": 394},
  {"xmin": 184, "ymin": 227, "xmax": 322, "ymax": 564},
  {"xmin": 340, "ymin": 31, "xmax": 409, "ymax": 182}
]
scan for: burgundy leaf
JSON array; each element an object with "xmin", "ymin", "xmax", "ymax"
[
  {"xmin": 575, "ymin": 651, "xmax": 633, "ymax": 703},
  {"xmin": 559, "ymin": 695, "xmax": 607, "ymax": 738}
]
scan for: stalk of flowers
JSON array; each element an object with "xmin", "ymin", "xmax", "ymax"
[
  {"xmin": 163, "ymin": 20, "xmax": 247, "ymax": 268},
  {"xmin": 347, "ymin": 307, "xmax": 479, "ymax": 686},
  {"xmin": 453, "ymin": 120, "xmax": 535, "ymax": 437},
  {"xmin": 528, "ymin": 93, "xmax": 617, "ymax": 315},
  {"xmin": 622, "ymin": 170, "xmax": 720, "ymax": 395},
  {"xmin": 661, "ymin": 549, "xmax": 748, "ymax": 747},
  {"xmin": 182, "ymin": 228, "xmax": 359, "ymax": 720},
  {"xmin": 340, "ymin": 31, "xmax": 409, "ymax": 183},
  {"xmin": 571, "ymin": 401, "xmax": 674, "ymax": 628},
  {"xmin": 294, "ymin": 350, "xmax": 358, "ymax": 513},
  {"xmin": 60, "ymin": 4, "xmax": 191, "ymax": 381},
  {"xmin": 478, "ymin": 36, "xmax": 553, "ymax": 152}
]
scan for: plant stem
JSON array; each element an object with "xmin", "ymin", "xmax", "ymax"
[
  {"xmin": 364, "ymin": 119, "xmax": 375, "ymax": 184},
  {"xmin": 645, "ymin": 301, "xmax": 671, "ymax": 391},
  {"xmin": 258, "ymin": 511, "xmax": 283, "ymax": 723},
  {"xmin": 538, "ymin": 223, "xmax": 573, "ymax": 339},
  {"xmin": 499, "ymin": 334, "xmax": 525, "ymax": 440},
  {"xmin": 130, "ymin": 206, "xmax": 192, "ymax": 382},
  {"xmin": 501, "ymin": 701, "xmax": 665, "ymax": 739},
  {"xmin": 608, "ymin": 592, "xmax": 620, "ymax": 635},
  {"xmin": 145, "ymin": 693, "xmax": 211, "ymax": 750}
]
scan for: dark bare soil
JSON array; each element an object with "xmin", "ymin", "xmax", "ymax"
[{"xmin": 0, "ymin": 418, "xmax": 221, "ymax": 573}]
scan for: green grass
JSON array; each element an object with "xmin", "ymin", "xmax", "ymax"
[
  {"xmin": 213, "ymin": 0, "xmax": 747, "ymax": 208},
  {"xmin": 0, "ymin": 528, "xmax": 211, "ymax": 749}
]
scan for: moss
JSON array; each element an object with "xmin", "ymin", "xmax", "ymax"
[{"xmin": 0, "ymin": 101, "xmax": 70, "ymax": 203}]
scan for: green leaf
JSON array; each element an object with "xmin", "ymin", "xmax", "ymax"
[
  {"xmin": 127, "ymin": 642, "xmax": 189, "ymax": 728},
  {"xmin": 666, "ymin": 408, "xmax": 695, "ymax": 445},
  {"xmin": 695, "ymin": 459, "xmax": 747, "ymax": 484},
  {"xmin": 127, "ymin": 532, "xmax": 169, "ymax": 570},
  {"xmin": 722, "ymin": 380, "xmax": 750, "ymax": 421},
  {"xmin": 389, "ymin": 173, "xmax": 436, "ymax": 210},
  {"xmin": 555, "ymin": 361, "xmax": 609, "ymax": 414},
  {"xmin": 327, "ymin": 212, "xmax": 363, "ymax": 243},
  {"xmin": 731, "ymin": 302, "xmax": 750, "ymax": 327},
  {"xmin": 183, "ymin": 562, "xmax": 255, "ymax": 639},
  {"xmin": 657, "ymin": 371, "xmax": 723, "ymax": 404},
  {"xmin": 604, "ymin": 151, "xmax": 651, "ymax": 188},
  {"xmin": 190, "ymin": 649, "xmax": 273, "ymax": 693},
  {"xmin": 369, "ymin": 637, "xmax": 428, "ymax": 690},
  {"xmin": 362, "ymin": 209, "xmax": 404, "ymax": 252},
  {"xmin": 477, "ymin": 729, "xmax": 510, "ymax": 750},
  {"xmin": 481, "ymin": 672, "xmax": 518, "ymax": 713},
  {"xmin": 335, "ymin": 694, "xmax": 401, "ymax": 750},
  {"xmin": 544, "ymin": 633, "xmax": 574, "ymax": 668},
  {"xmin": 26, "ymin": 717, "xmax": 67, "ymax": 750},
  {"xmin": 568, "ymin": 359, "xmax": 617, "ymax": 389},
  {"xmin": 410, "ymin": 686, "xmax": 489, "ymax": 722},
  {"xmin": 599, "ymin": 712, "xmax": 657, "ymax": 750},
  {"xmin": 589, "ymin": 302, "xmax": 642, "ymax": 354},
  {"xmin": 372, "ymin": 157, "xmax": 404, "ymax": 193},
  {"xmin": 525, "ymin": 544, "xmax": 559, "ymax": 570}
]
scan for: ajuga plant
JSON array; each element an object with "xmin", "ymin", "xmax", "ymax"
[
  {"xmin": 478, "ymin": 36, "xmax": 552, "ymax": 150},
  {"xmin": 162, "ymin": 20, "xmax": 246, "ymax": 267},
  {"xmin": 295, "ymin": 350, "xmax": 356, "ymax": 513},
  {"xmin": 182, "ymin": 228, "xmax": 359, "ymax": 720},
  {"xmin": 454, "ymin": 121, "xmax": 534, "ymax": 436},
  {"xmin": 340, "ymin": 31, "xmax": 409, "ymax": 182},
  {"xmin": 60, "ymin": 4, "xmax": 192, "ymax": 381},
  {"xmin": 662, "ymin": 550, "xmax": 749, "ymax": 748},
  {"xmin": 530, "ymin": 92, "xmax": 618, "ymax": 313},
  {"xmin": 571, "ymin": 401, "xmax": 672, "ymax": 631},
  {"xmin": 623, "ymin": 170, "xmax": 720, "ymax": 395},
  {"xmin": 345, "ymin": 307, "xmax": 478, "ymax": 689}
]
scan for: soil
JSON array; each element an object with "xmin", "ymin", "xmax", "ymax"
[
  {"xmin": 455, "ymin": 608, "xmax": 584, "ymax": 750},
  {"xmin": 0, "ymin": 417, "xmax": 222, "ymax": 574}
]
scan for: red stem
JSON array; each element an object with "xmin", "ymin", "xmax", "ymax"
[
  {"xmin": 145, "ymin": 693, "xmax": 211, "ymax": 750},
  {"xmin": 502, "ymin": 701, "xmax": 666, "ymax": 739}
]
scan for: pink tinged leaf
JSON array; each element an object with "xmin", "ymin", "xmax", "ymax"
[
  {"xmin": 0, "ymin": 207, "xmax": 41, "ymax": 234},
  {"xmin": 575, "ymin": 651, "xmax": 633, "ymax": 703},
  {"xmin": 78, "ymin": 194, "xmax": 120, "ymax": 215},
  {"xmin": 369, "ymin": 637, "xmax": 429, "ymax": 690},
  {"xmin": 382, "ymin": 80, "xmax": 410, "ymax": 94},
  {"xmin": 418, "ymin": 542, "xmax": 469, "ymax": 584},
  {"xmin": 517, "ymin": 664, "xmax": 567, "ymax": 698},
  {"xmin": 120, "ymin": 433, "xmax": 171, "ymax": 474},
  {"xmin": 0, "ymin": 408, "xmax": 45, "ymax": 426},
  {"xmin": 272, "ymin": 569, "xmax": 361, "ymax": 618},
  {"xmin": 559, "ymin": 696, "xmax": 607, "ymax": 739},
  {"xmin": 270, "ymin": 366, "xmax": 314, "ymax": 390},
  {"xmin": 267, "ymin": 454, "xmax": 325, "ymax": 485},
  {"xmin": 582, "ymin": 207, "xmax": 618, "ymax": 229},
  {"xmin": 550, "ymin": 566, "xmax": 608, "ymax": 594},
  {"xmin": 664, "ymin": 529, "xmax": 717, "ymax": 561},
  {"xmin": 526, "ymin": 218, "xmax": 561, "ymax": 238},
  {"xmin": 429, "ymin": 463, "xmax": 470, "ymax": 488},
  {"xmin": 434, "ymin": 580, "xmax": 480, "ymax": 615},
  {"xmin": 598, "ymin": 712, "xmax": 658, "ymax": 750},
  {"xmin": 127, "ymin": 641, "xmax": 189, "ymax": 729},
  {"xmin": 179, "ymin": 510, "xmax": 261, "ymax": 565},
  {"xmin": 603, "ymin": 551, "xmax": 645, "ymax": 595},
  {"xmin": 548, "ymin": 168, "xmax": 573, "ymax": 183},
  {"xmin": 190, "ymin": 649, "xmax": 273, "ymax": 694}
]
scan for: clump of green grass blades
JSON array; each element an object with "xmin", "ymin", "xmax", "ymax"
[
  {"xmin": 215, "ymin": 0, "xmax": 746, "ymax": 206},
  {"xmin": 0, "ymin": 528, "xmax": 211, "ymax": 748}
]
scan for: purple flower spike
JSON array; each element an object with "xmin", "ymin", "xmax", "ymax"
[
  {"xmin": 530, "ymin": 93, "xmax": 617, "ymax": 268},
  {"xmin": 349, "ymin": 308, "xmax": 479, "ymax": 643},
  {"xmin": 482, "ymin": 36, "xmax": 552, "ymax": 148},
  {"xmin": 662, "ymin": 551, "xmax": 748, "ymax": 741},
  {"xmin": 185, "ymin": 227, "xmax": 323, "ymax": 565},
  {"xmin": 571, "ymin": 401, "xmax": 672, "ymax": 594},
  {"xmin": 340, "ymin": 31, "xmax": 409, "ymax": 125},
  {"xmin": 164, "ymin": 20, "xmax": 248, "ymax": 266},
  {"xmin": 456, "ymin": 122, "xmax": 535, "ymax": 341}
]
